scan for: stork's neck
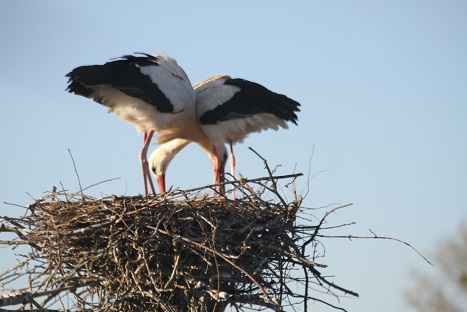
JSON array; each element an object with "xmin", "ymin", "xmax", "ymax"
[{"xmin": 149, "ymin": 138, "xmax": 191, "ymax": 176}]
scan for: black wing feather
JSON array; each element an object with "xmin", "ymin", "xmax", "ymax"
[
  {"xmin": 200, "ymin": 78, "xmax": 300, "ymax": 125},
  {"xmin": 66, "ymin": 54, "xmax": 174, "ymax": 113}
]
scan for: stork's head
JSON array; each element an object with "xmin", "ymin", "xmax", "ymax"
[{"xmin": 149, "ymin": 139, "xmax": 191, "ymax": 193}]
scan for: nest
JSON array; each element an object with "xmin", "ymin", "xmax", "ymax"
[{"xmin": 0, "ymin": 174, "xmax": 358, "ymax": 311}]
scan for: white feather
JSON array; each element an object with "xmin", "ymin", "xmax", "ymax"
[
  {"xmin": 194, "ymin": 75, "xmax": 289, "ymax": 144},
  {"xmin": 88, "ymin": 84, "xmax": 187, "ymax": 134},
  {"xmin": 139, "ymin": 56, "xmax": 195, "ymax": 114},
  {"xmin": 201, "ymin": 113, "xmax": 289, "ymax": 144}
]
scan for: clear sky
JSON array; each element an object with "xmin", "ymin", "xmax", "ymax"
[{"xmin": 1, "ymin": 1, "xmax": 466, "ymax": 311}]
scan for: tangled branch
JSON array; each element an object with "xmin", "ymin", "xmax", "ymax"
[{"xmin": 0, "ymin": 171, "xmax": 363, "ymax": 311}]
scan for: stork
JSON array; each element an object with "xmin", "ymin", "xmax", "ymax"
[
  {"xmin": 66, "ymin": 53, "xmax": 300, "ymax": 197},
  {"xmin": 149, "ymin": 74, "xmax": 300, "ymax": 196},
  {"xmin": 66, "ymin": 53, "xmax": 198, "ymax": 196}
]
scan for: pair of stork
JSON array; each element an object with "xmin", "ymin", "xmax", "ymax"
[{"xmin": 66, "ymin": 53, "xmax": 300, "ymax": 196}]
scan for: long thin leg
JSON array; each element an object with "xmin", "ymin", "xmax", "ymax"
[
  {"xmin": 139, "ymin": 131, "xmax": 156, "ymax": 196},
  {"xmin": 211, "ymin": 145, "xmax": 225, "ymax": 197},
  {"xmin": 229, "ymin": 143, "xmax": 236, "ymax": 200},
  {"xmin": 229, "ymin": 143, "xmax": 235, "ymax": 177},
  {"xmin": 140, "ymin": 131, "xmax": 150, "ymax": 196},
  {"xmin": 145, "ymin": 131, "xmax": 156, "ymax": 195}
]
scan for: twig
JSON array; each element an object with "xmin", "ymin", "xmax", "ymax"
[
  {"xmin": 81, "ymin": 177, "xmax": 121, "ymax": 192},
  {"xmin": 0, "ymin": 286, "xmax": 75, "ymax": 308},
  {"xmin": 248, "ymin": 147, "xmax": 288, "ymax": 207},
  {"xmin": 68, "ymin": 149, "xmax": 84, "ymax": 202},
  {"xmin": 176, "ymin": 173, "xmax": 303, "ymax": 195},
  {"xmin": 317, "ymin": 231, "xmax": 433, "ymax": 265}
]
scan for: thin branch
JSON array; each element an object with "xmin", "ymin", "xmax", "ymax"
[
  {"xmin": 67, "ymin": 149, "xmax": 84, "ymax": 202},
  {"xmin": 176, "ymin": 173, "xmax": 303, "ymax": 195},
  {"xmin": 248, "ymin": 147, "xmax": 288, "ymax": 207},
  {"xmin": 317, "ymin": 231, "xmax": 433, "ymax": 265},
  {"xmin": 81, "ymin": 177, "xmax": 121, "ymax": 192},
  {"xmin": 302, "ymin": 203, "xmax": 353, "ymax": 253}
]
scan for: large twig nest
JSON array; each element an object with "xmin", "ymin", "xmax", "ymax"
[{"xmin": 0, "ymin": 174, "xmax": 358, "ymax": 311}]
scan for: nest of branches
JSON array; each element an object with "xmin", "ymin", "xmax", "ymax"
[{"xmin": 0, "ymin": 173, "xmax": 358, "ymax": 312}]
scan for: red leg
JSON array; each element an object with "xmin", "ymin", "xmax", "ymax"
[
  {"xmin": 229, "ymin": 143, "xmax": 235, "ymax": 177},
  {"xmin": 211, "ymin": 145, "xmax": 225, "ymax": 197},
  {"xmin": 229, "ymin": 143, "xmax": 235, "ymax": 200},
  {"xmin": 139, "ymin": 131, "xmax": 156, "ymax": 196},
  {"xmin": 218, "ymin": 163, "xmax": 225, "ymax": 195}
]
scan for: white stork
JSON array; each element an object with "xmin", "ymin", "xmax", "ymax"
[
  {"xmin": 66, "ymin": 53, "xmax": 300, "ymax": 197},
  {"xmin": 66, "ymin": 53, "xmax": 198, "ymax": 196},
  {"xmin": 149, "ymin": 74, "xmax": 300, "ymax": 196}
]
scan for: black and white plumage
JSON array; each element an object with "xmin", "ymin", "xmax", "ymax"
[
  {"xmin": 149, "ymin": 74, "xmax": 300, "ymax": 196},
  {"xmin": 66, "ymin": 53, "xmax": 197, "ymax": 196},
  {"xmin": 66, "ymin": 53, "xmax": 300, "ymax": 197}
]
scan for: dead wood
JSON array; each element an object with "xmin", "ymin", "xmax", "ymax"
[{"xmin": 0, "ymin": 173, "xmax": 358, "ymax": 311}]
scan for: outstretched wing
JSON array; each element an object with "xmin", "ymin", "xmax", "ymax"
[
  {"xmin": 195, "ymin": 75, "xmax": 300, "ymax": 143},
  {"xmin": 66, "ymin": 53, "xmax": 193, "ymax": 113},
  {"xmin": 66, "ymin": 53, "xmax": 195, "ymax": 132}
]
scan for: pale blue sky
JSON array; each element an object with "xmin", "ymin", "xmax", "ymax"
[{"xmin": 1, "ymin": 1, "xmax": 466, "ymax": 311}]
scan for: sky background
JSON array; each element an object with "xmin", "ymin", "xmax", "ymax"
[{"xmin": 1, "ymin": 1, "xmax": 466, "ymax": 311}]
